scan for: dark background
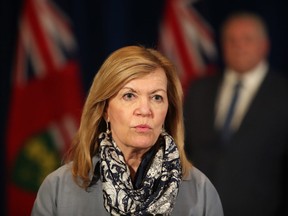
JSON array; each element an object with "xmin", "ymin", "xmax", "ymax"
[{"xmin": 1, "ymin": 0, "xmax": 287, "ymax": 214}]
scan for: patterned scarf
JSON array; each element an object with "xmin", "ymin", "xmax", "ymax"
[{"xmin": 99, "ymin": 132, "xmax": 182, "ymax": 216}]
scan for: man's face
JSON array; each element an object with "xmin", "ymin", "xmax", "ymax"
[{"xmin": 222, "ymin": 18, "xmax": 269, "ymax": 74}]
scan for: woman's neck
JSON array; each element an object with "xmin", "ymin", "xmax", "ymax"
[
  {"xmin": 117, "ymin": 141, "xmax": 157, "ymax": 180},
  {"xmin": 126, "ymin": 158, "xmax": 141, "ymax": 180},
  {"xmin": 123, "ymin": 150, "xmax": 146, "ymax": 180}
]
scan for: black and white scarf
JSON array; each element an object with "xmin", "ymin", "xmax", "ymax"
[{"xmin": 99, "ymin": 132, "xmax": 182, "ymax": 216}]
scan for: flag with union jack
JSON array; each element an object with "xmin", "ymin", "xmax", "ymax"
[
  {"xmin": 6, "ymin": 0, "xmax": 83, "ymax": 215},
  {"xmin": 159, "ymin": 0, "xmax": 217, "ymax": 93}
]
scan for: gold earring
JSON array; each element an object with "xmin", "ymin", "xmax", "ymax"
[{"xmin": 106, "ymin": 119, "xmax": 111, "ymax": 135}]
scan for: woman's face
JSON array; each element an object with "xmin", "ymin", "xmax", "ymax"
[{"xmin": 106, "ymin": 68, "xmax": 168, "ymax": 154}]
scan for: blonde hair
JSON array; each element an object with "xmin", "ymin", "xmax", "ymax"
[{"xmin": 66, "ymin": 45, "xmax": 192, "ymax": 188}]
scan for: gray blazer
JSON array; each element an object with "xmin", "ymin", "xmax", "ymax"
[{"xmin": 31, "ymin": 157, "xmax": 223, "ymax": 216}]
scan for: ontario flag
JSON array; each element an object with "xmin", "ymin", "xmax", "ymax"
[
  {"xmin": 5, "ymin": 0, "xmax": 83, "ymax": 215},
  {"xmin": 159, "ymin": 0, "xmax": 217, "ymax": 94}
]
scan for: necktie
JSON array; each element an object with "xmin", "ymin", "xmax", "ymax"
[{"xmin": 221, "ymin": 80, "xmax": 242, "ymax": 143}]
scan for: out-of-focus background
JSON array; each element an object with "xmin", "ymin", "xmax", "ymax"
[{"xmin": 0, "ymin": 0, "xmax": 287, "ymax": 215}]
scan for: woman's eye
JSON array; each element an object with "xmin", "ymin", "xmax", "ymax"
[
  {"xmin": 123, "ymin": 92, "xmax": 135, "ymax": 100},
  {"xmin": 152, "ymin": 94, "xmax": 164, "ymax": 102}
]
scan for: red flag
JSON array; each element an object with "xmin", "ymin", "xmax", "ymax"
[
  {"xmin": 6, "ymin": 0, "xmax": 83, "ymax": 215},
  {"xmin": 159, "ymin": 0, "xmax": 217, "ymax": 93}
]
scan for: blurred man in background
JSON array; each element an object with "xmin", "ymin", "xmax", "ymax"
[{"xmin": 184, "ymin": 11, "xmax": 288, "ymax": 216}]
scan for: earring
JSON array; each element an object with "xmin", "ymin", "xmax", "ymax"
[{"xmin": 106, "ymin": 119, "xmax": 111, "ymax": 135}]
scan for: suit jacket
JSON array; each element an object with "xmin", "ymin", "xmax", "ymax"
[{"xmin": 184, "ymin": 70, "xmax": 288, "ymax": 216}]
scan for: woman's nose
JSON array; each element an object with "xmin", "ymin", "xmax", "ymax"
[{"xmin": 135, "ymin": 97, "xmax": 152, "ymax": 116}]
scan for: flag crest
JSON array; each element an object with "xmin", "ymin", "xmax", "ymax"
[{"xmin": 6, "ymin": 0, "xmax": 83, "ymax": 215}]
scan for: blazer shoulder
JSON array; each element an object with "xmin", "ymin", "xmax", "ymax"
[
  {"xmin": 179, "ymin": 167, "xmax": 224, "ymax": 216},
  {"xmin": 263, "ymin": 71, "xmax": 288, "ymax": 97},
  {"xmin": 186, "ymin": 74, "xmax": 222, "ymax": 94}
]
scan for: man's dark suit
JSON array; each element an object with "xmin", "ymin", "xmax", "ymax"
[{"xmin": 184, "ymin": 70, "xmax": 288, "ymax": 216}]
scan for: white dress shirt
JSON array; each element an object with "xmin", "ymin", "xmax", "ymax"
[{"xmin": 215, "ymin": 61, "xmax": 268, "ymax": 131}]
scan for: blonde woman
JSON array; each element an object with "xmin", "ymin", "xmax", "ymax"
[{"xmin": 32, "ymin": 45, "xmax": 223, "ymax": 215}]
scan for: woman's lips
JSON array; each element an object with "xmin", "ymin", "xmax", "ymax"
[{"xmin": 134, "ymin": 124, "xmax": 152, "ymax": 132}]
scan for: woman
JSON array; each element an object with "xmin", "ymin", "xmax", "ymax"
[{"xmin": 31, "ymin": 46, "xmax": 223, "ymax": 215}]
